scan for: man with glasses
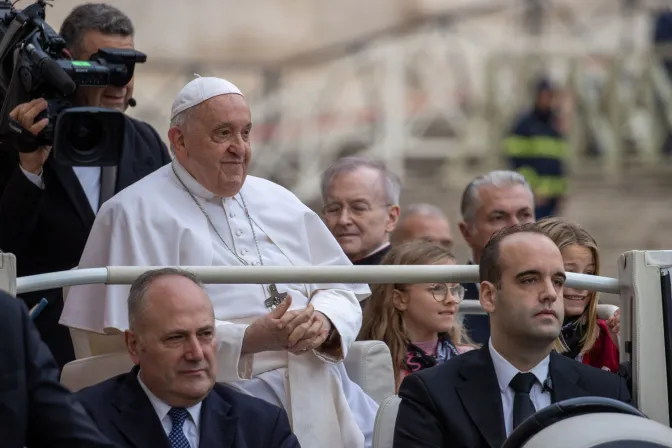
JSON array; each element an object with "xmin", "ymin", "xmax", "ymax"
[{"xmin": 321, "ymin": 157, "xmax": 401, "ymax": 265}]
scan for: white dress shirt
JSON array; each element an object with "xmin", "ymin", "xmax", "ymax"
[
  {"xmin": 20, "ymin": 165, "xmax": 101, "ymax": 212},
  {"xmin": 365, "ymin": 242, "xmax": 390, "ymax": 258},
  {"xmin": 488, "ymin": 339, "xmax": 552, "ymax": 437},
  {"xmin": 137, "ymin": 372, "xmax": 202, "ymax": 448}
]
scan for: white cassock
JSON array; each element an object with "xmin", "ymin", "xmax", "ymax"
[{"xmin": 60, "ymin": 160, "xmax": 378, "ymax": 448}]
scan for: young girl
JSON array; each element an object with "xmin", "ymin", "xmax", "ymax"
[
  {"xmin": 358, "ymin": 240, "xmax": 477, "ymax": 390},
  {"xmin": 536, "ymin": 217, "xmax": 621, "ymax": 372}
]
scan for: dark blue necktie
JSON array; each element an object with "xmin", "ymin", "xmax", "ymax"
[
  {"xmin": 509, "ymin": 372, "xmax": 537, "ymax": 429},
  {"xmin": 168, "ymin": 407, "xmax": 191, "ymax": 448}
]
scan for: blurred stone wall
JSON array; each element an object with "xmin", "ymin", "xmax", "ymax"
[{"xmin": 40, "ymin": 0, "xmax": 672, "ymax": 288}]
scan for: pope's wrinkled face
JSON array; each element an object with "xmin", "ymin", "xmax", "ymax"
[{"xmin": 169, "ymin": 94, "xmax": 252, "ymax": 197}]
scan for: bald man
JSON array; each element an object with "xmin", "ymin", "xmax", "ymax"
[
  {"xmin": 393, "ymin": 203, "xmax": 453, "ymax": 248},
  {"xmin": 75, "ymin": 268, "xmax": 299, "ymax": 448}
]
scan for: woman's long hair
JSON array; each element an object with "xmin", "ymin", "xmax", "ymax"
[
  {"xmin": 536, "ymin": 217, "xmax": 600, "ymax": 355},
  {"xmin": 357, "ymin": 239, "xmax": 475, "ymax": 389}
]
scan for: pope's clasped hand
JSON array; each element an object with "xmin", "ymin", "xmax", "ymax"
[{"xmin": 241, "ymin": 295, "xmax": 333, "ymax": 355}]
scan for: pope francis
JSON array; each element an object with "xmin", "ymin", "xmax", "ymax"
[{"xmin": 60, "ymin": 77, "xmax": 378, "ymax": 448}]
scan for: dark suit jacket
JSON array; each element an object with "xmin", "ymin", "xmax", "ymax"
[
  {"xmin": 461, "ymin": 278, "xmax": 491, "ymax": 345},
  {"xmin": 0, "ymin": 291, "xmax": 116, "ymax": 448},
  {"xmin": 393, "ymin": 345, "xmax": 631, "ymax": 448},
  {"xmin": 0, "ymin": 116, "xmax": 170, "ymax": 369},
  {"xmin": 355, "ymin": 244, "xmax": 391, "ymax": 310},
  {"xmin": 76, "ymin": 367, "xmax": 300, "ymax": 448}
]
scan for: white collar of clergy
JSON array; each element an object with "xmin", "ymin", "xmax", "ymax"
[{"xmin": 172, "ymin": 159, "xmax": 240, "ymax": 201}]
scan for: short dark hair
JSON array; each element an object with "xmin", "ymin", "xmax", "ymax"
[
  {"xmin": 59, "ymin": 3, "xmax": 134, "ymax": 55},
  {"xmin": 127, "ymin": 268, "xmax": 203, "ymax": 330},
  {"xmin": 479, "ymin": 223, "xmax": 550, "ymax": 286}
]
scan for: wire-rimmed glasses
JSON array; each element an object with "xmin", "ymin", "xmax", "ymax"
[{"xmin": 428, "ymin": 283, "xmax": 465, "ymax": 304}]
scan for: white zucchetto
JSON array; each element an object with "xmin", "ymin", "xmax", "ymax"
[{"xmin": 170, "ymin": 76, "xmax": 244, "ymax": 121}]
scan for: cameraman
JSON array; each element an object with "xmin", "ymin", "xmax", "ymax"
[{"xmin": 0, "ymin": 3, "xmax": 170, "ymax": 370}]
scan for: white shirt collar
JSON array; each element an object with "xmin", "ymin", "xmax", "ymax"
[
  {"xmin": 488, "ymin": 339, "xmax": 550, "ymax": 393},
  {"xmin": 137, "ymin": 370, "xmax": 202, "ymax": 430},
  {"xmin": 171, "ymin": 159, "xmax": 215, "ymax": 201},
  {"xmin": 365, "ymin": 242, "xmax": 390, "ymax": 258}
]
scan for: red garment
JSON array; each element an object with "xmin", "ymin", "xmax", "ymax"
[{"xmin": 582, "ymin": 319, "xmax": 620, "ymax": 372}]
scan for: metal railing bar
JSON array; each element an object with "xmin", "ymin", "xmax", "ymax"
[{"xmin": 15, "ymin": 265, "xmax": 620, "ymax": 295}]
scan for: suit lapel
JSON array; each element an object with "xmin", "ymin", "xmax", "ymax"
[
  {"xmin": 198, "ymin": 385, "xmax": 238, "ymax": 448},
  {"xmin": 456, "ymin": 346, "xmax": 507, "ymax": 448},
  {"xmin": 549, "ymin": 352, "xmax": 591, "ymax": 402},
  {"xmin": 111, "ymin": 370, "xmax": 170, "ymax": 448},
  {"xmin": 46, "ymin": 158, "xmax": 95, "ymax": 228}
]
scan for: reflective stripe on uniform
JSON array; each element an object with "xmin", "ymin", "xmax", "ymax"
[
  {"xmin": 515, "ymin": 166, "xmax": 567, "ymax": 197},
  {"xmin": 504, "ymin": 136, "xmax": 568, "ymax": 160}
]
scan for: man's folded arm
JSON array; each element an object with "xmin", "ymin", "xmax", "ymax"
[
  {"xmin": 393, "ymin": 374, "xmax": 445, "ymax": 448},
  {"xmin": 0, "ymin": 164, "xmax": 44, "ymax": 253},
  {"xmin": 617, "ymin": 361, "xmax": 633, "ymax": 405},
  {"xmin": 618, "ymin": 374, "xmax": 633, "ymax": 406},
  {"xmin": 22, "ymin": 301, "xmax": 116, "ymax": 447}
]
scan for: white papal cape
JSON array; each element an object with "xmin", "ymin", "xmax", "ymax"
[{"xmin": 60, "ymin": 160, "xmax": 377, "ymax": 448}]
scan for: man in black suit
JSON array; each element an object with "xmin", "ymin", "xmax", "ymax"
[
  {"xmin": 394, "ymin": 224, "xmax": 631, "ymax": 448},
  {"xmin": 76, "ymin": 268, "xmax": 299, "ymax": 448},
  {"xmin": 0, "ymin": 3, "xmax": 171, "ymax": 369},
  {"xmin": 457, "ymin": 171, "xmax": 536, "ymax": 344},
  {"xmin": 0, "ymin": 290, "xmax": 116, "ymax": 448}
]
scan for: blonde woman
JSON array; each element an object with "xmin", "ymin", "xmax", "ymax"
[
  {"xmin": 536, "ymin": 217, "xmax": 620, "ymax": 372},
  {"xmin": 358, "ymin": 240, "xmax": 477, "ymax": 390}
]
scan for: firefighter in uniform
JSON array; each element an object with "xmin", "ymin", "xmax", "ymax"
[{"xmin": 504, "ymin": 79, "xmax": 568, "ymax": 219}]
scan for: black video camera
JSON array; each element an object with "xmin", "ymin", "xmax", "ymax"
[{"xmin": 0, "ymin": 0, "xmax": 146, "ymax": 165}]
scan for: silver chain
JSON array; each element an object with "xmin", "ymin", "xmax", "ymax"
[{"xmin": 171, "ymin": 164, "xmax": 264, "ymax": 268}]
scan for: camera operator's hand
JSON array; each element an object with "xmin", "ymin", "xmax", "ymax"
[{"xmin": 9, "ymin": 98, "xmax": 51, "ymax": 174}]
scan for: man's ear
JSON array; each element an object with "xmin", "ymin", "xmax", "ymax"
[
  {"xmin": 480, "ymin": 281, "xmax": 497, "ymax": 314},
  {"xmin": 168, "ymin": 127, "xmax": 185, "ymax": 155},
  {"xmin": 63, "ymin": 48, "xmax": 73, "ymax": 60},
  {"xmin": 385, "ymin": 205, "xmax": 401, "ymax": 234},
  {"xmin": 125, "ymin": 330, "xmax": 141, "ymax": 365},
  {"xmin": 392, "ymin": 289, "xmax": 408, "ymax": 312}
]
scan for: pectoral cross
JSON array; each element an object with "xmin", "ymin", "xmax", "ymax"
[{"xmin": 264, "ymin": 283, "xmax": 288, "ymax": 310}]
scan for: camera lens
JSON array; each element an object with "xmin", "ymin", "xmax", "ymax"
[
  {"xmin": 67, "ymin": 115, "xmax": 104, "ymax": 161},
  {"xmin": 53, "ymin": 107, "xmax": 124, "ymax": 166}
]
